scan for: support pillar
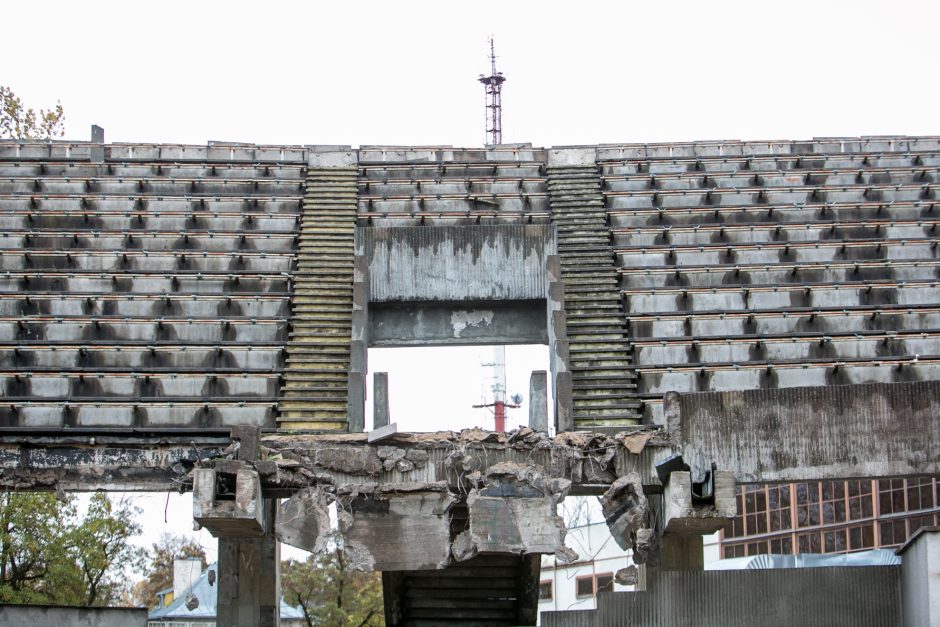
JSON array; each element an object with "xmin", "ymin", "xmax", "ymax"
[
  {"xmin": 528, "ymin": 370, "xmax": 548, "ymax": 432},
  {"xmin": 217, "ymin": 499, "xmax": 280, "ymax": 627},
  {"xmin": 373, "ymin": 371, "xmax": 390, "ymax": 429}
]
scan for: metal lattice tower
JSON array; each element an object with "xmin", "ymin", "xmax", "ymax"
[{"xmin": 478, "ymin": 37, "xmax": 506, "ymax": 145}]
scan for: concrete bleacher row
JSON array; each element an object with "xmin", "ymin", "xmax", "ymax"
[
  {"xmin": 0, "ymin": 147, "xmax": 302, "ymax": 429},
  {"xmin": 604, "ymin": 139, "xmax": 940, "ymax": 422},
  {"xmin": 357, "ymin": 160, "xmax": 550, "ymax": 219},
  {"xmin": 603, "ymin": 167, "xmax": 939, "ymax": 193}
]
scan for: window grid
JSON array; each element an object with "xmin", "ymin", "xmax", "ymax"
[{"xmin": 721, "ymin": 476, "xmax": 940, "ymax": 558}]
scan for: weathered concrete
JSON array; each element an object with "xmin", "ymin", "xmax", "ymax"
[
  {"xmin": 657, "ymin": 534, "xmax": 704, "ymax": 571},
  {"xmin": 899, "ymin": 527, "xmax": 940, "ymax": 627},
  {"xmin": 341, "ymin": 490, "xmax": 457, "ymax": 571},
  {"xmin": 455, "ymin": 462, "xmax": 573, "ymax": 562},
  {"xmin": 528, "ymin": 370, "xmax": 548, "ymax": 431},
  {"xmin": 0, "ymin": 606, "xmax": 147, "ymax": 627},
  {"xmin": 373, "ymin": 372, "xmax": 390, "ymax": 428},
  {"xmin": 217, "ymin": 499, "xmax": 280, "ymax": 627},
  {"xmin": 275, "ymin": 487, "xmax": 331, "ymax": 554},
  {"xmin": 361, "ymin": 225, "xmax": 553, "ymax": 302},
  {"xmin": 0, "ymin": 434, "xmax": 229, "ymax": 492},
  {"xmin": 368, "ymin": 301, "xmax": 547, "ymax": 346},
  {"xmin": 672, "ymin": 381, "xmax": 940, "ymax": 483},
  {"xmin": 600, "ymin": 472, "xmax": 653, "ymax": 563},
  {"xmin": 662, "ymin": 470, "xmax": 736, "ymax": 535},
  {"xmin": 193, "ymin": 466, "xmax": 266, "ymax": 537}
]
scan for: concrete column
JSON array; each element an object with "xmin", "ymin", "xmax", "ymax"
[
  {"xmin": 528, "ymin": 370, "xmax": 548, "ymax": 432},
  {"xmin": 658, "ymin": 534, "xmax": 704, "ymax": 571},
  {"xmin": 217, "ymin": 499, "xmax": 280, "ymax": 627},
  {"xmin": 373, "ymin": 372, "xmax": 390, "ymax": 429}
]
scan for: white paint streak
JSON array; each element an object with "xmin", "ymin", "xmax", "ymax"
[{"xmin": 450, "ymin": 309, "xmax": 494, "ymax": 338}]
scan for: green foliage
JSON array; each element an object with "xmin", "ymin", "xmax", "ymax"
[
  {"xmin": 0, "ymin": 86, "xmax": 65, "ymax": 140},
  {"xmin": 0, "ymin": 492, "xmax": 144, "ymax": 606},
  {"xmin": 131, "ymin": 532, "xmax": 208, "ymax": 609},
  {"xmin": 282, "ymin": 541, "xmax": 384, "ymax": 627}
]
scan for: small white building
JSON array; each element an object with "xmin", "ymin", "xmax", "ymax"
[{"xmin": 538, "ymin": 520, "xmax": 721, "ymax": 621}]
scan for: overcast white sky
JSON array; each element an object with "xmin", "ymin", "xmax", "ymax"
[
  {"xmin": 6, "ymin": 0, "xmax": 940, "ymax": 147},
  {"xmin": 13, "ymin": 0, "xmax": 939, "ymax": 585}
]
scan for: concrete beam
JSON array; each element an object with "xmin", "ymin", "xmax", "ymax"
[
  {"xmin": 672, "ymin": 381, "xmax": 940, "ymax": 483},
  {"xmin": 368, "ymin": 301, "xmax": 548, "ymax": 347},
  {"xmin": 0, "ymin": 434, "xmax": 229, "ymax": 492}
]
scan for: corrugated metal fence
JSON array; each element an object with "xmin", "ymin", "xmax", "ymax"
[{"xmin": 542, "ymin": 567, "xmax": 900, "ymax": 627}]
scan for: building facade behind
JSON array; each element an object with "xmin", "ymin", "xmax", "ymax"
[{"xmin": 721, "ymin": 475, "xmax": 940, "ymax": 557}]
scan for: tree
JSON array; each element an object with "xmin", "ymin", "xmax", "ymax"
[
  {"xmin": 282, "ymin": 543, "xmax": 384, "ymax": 627},
  {"xmin": 0, "ymin": 492, "xmax": 144, "ymax": 606},
  {"xmin": 0, "ymin": 86, "xmax": 65, "ymax": 140},
  {"xmin": 73, "ymin": 494, "xmax": 146, "ymax": 607},
  {"xmin": 131, "ymin": 532, "xmax": 208, "ymax": 609}
]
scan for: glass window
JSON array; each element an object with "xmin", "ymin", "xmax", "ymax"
[
  {"xmin": 575, "ymin": 576, "xmax": 594, "ymax": 598},
  {"xmin": 907, "ymin": 477, "xmax": 935, "ymax": 511},
  {"xmin": 848, "ymin": 524, "xmax": 875, "ymax": 551},
  {"xmin": 797, "ymin": 531, "xmax": 821, "ymax": 553},
  {"xmin": 595, "ymin": 574, "xmax": 614, "ymax": 594},
  {"xmin": 879, "ymin": 519, "xmax": 906, "ymax": 547},
  {"xmin": 538, "ymin": 580, "xmax": 553, "ymax": 601}
]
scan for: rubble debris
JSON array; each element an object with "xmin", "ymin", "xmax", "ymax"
[
  {"xmin": 275, "ymin": 487, "xmax": 332, "ymax": 554},
  {"xmin": 615, "ymin": 565, "xmax": 639, "ymax": 586},
  {"xmin": 600, "ymin": 472, "xmax": 652, "ymax": 563},
  {"xmin": 663, "ymin": 470, "xmax": 737, "ymax": 535}
]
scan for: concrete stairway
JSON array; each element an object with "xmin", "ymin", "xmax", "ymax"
[
  {"xmin": 547, "ymin": 165, "xmax": 641, "ymax": 427},
  {"xmin": 382, "ymin": 554, "xmax": 540, "ymax": 626},
  {"xmin": 277, "ymin": 167, "xmax": 358, "ymax": 431}
]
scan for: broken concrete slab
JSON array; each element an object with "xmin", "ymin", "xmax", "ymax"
[
  {"xmin": 339, "ymin": 490, "xmax": 457, "ymax": 571},
  {"xmin": 275, "ymin": 487, "xmax": 331, "ymax": 554},
  {"xmin": 456, "ymin": 462, "xmax": 575, "ymax": 561},
  {"xmin": 600, "ymin": 472, "xmax": 652, "ymax": 563}
]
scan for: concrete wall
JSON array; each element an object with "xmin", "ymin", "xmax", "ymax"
[
  {"xmin": 899, "ymin": 527, "xmax": 940, "ymax": 627},
  {"xmin": 0, "ymin": 605, "xmax": 147, "ymax": 627},
  {"xmin": 673, "ymin": 381, "xmax": 940, "ymax": 483},
  {"xmin": 361, "ymin": 225, "xmax": 552, "ymax": 302}
]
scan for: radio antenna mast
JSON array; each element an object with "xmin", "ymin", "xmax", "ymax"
[{"xmin": 478, "ymin": 37, "xmax": 506, "ymax": 146}]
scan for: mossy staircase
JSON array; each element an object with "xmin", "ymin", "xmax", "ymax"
[
  {"xmin": 277, "ymin": 167, "xmax": 358, "ymax": 431},
  {"xmin": 547, "ymin": 164, "xmax": 642, "ymax": 427}
]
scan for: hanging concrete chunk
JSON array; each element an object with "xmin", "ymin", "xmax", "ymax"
[
  {"xmin": 275, "ymin": 487, "xmax": 331, "ymax": 554},
  {"xmin": 457, "ymin": 462, "xmax": 574, "ymax": 562},
  {"xmin": 600, "ymin": 472, "xmax": 652, "ymax": 563},
  {"xmin": 339, "ymin": 490, "xmax": 457, "ymax": 571}
]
